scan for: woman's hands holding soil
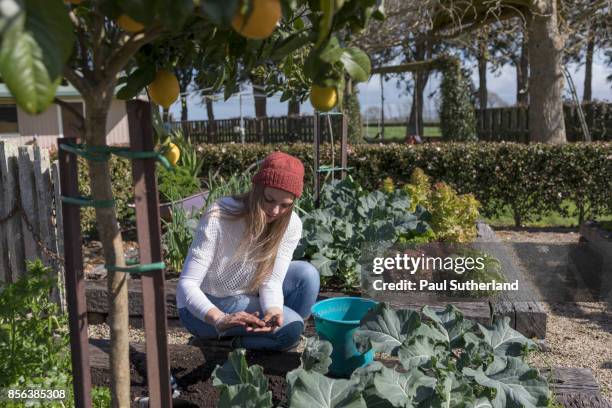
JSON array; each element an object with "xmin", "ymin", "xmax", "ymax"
[
  {"xmin": 215, "ymin": 311, "xmax": 271, "ymax": 333},
  {"xmin": 207, "ymin": 307, "xmax": 283, "ymax": 334},
  {"xmin": 262, "ymin": 307, "xmax": 283, "ymax": 330}
]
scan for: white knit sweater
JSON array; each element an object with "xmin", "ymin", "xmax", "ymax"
[{"xmin": 176, "ymin": 197, "xmax": 303, "ymax": 320}]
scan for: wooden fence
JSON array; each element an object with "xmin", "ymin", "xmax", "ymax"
[
  {"xmin": 0, "ymin": 141, "xmax": 65, "ymax": 309},
  {"xmin": 170, "ymin": 115, "xmax": 344, "ymax": 144},
  {"xmin": 477, "ymin": 103, "xmax": 612, "ymax": 142}
]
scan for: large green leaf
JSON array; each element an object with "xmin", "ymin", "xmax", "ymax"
[
  {"xmin": 477, "ymin": 317, "xmax": 536, "ymax": 358},
  {"xmin": 289, "ymin": 368, "xmax": 366, "ymax": 408},
  {"xmin": 0, "ymin": 30, "xmax": 60, "ymax": 114},
  {"xmin": 422, "ymin": 305, "xmax": 474, "ymax": 348},
  {"xmin": 300, "ymin": 337, "xmax": 333, "ymax": 374},
  {"xmin": 318, "ymin": 36, "xmax": 343, "ymax": 64},
  {"xmin": 463, "ymin": 357, "xmax": 550, "ymax": 408},
  {"xmin": 397, "ymin": 335, "xmax": 447, "ymax": 370},
  {"xmin": 116, "ymin": 65, "xmax": 156, "ymax": 99},
  {"xmin": 340, "ymin": 47, "xmax": 370, "ymax": 82},
  {"xmin": 212, "ymin": 349, "xmax": 268, "ymax": 391},
  {"xmin": 354, "ymin": 302, "xmax": 421, "ymax": 356},
  {"xmin": 316, "ymin": 0, "xmax": 335, "ymax": 48},
  {"xmin": 428, "ymin": 371, "xmax": 476, "ymax": 408},
  {"xmin": 217, "ymin": 383, "xmax": 273, "ymax": 408},
  {"xmin": 0, "ymin": 0, "xmax": 73, "ymax": 114},
  {"xmin": 311, "ymin": 252, "xmax": 337, "ymax": 277},
  {"xmin": 372, "ymin": 366, "xmax": 436, "ymax": 407}
]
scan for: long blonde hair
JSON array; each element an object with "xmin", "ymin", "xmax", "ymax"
[{"xmin": 215, "ymin": 184, "xmax": 294, "ymax": 292}]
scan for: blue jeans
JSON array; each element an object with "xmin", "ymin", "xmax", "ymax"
[{"xmin": 178, "ymin": 260, "xmax": 320, "ymax": 351}]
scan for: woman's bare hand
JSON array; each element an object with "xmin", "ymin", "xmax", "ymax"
[
  {"xmin": 215, "ymin": 311, "xmax": 267, "ymax": 333},
  {"xmin": 262, "ymin": 307, "xmax": 283, "ymax": 331}
]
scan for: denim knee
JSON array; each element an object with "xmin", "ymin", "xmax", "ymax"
[
  {"xmin": 294, "ymin": 260, "xmax": 321, "ymax": 292},
  {"xmin": 274, "ymin": 320, "xmax": 304, "ymax": 350}
]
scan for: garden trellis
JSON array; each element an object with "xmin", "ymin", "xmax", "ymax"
[
  {"xmin": 313, "ymin": 112, "xmax": 350, "ymax": 208},
  {"xmin": 58, "ymin": 101, "xmax": 173, "ymax": 408}
]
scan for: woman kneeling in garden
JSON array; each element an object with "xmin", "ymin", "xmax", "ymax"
[{"xmin": 176, "ymin": 152, "xmax": 319, "ymax": 351}]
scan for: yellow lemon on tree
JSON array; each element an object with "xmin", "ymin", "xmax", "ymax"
[
  {"xmin": 310, "ymin": 85, "xmax": 338, "ymax": 112},
  {"xmin": 148, "ymin": 70, "xmax": 180, "ymax": 109},
  {"xmin": 164, "ymin": 143, "xmax": 180, "ymax": 166},
  {"xmin": 231, "ymin": 0, "xmax": 281, "ymax": 40},
  {"xmin": 117, "ymin": 14, "xmax": 145, "ymax": 33}
]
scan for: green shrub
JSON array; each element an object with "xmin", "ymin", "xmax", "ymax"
[
  {"xmin": 197, "ymin": 142, "xmax": 612, "ymax": 227},
  {"xmin": 162, "ymin": 205, "xmax": 199, "ymax": 274},
  {"xmin": 157, "ymin": 165, "xmax": 202, "ymax": 203},
  {"xmin": 295, "ymin": 177, "xmax": 431, "ymax": 289},
  {"xmin": 76, "ymin": 154, "xmax": 134, "ymax": 237},
  {"xmin": 0, "ymin": 259, "xmax": 111, "ymax": 407},
  {"xmin": 440, "ymin": 58, "xmax": 477, "ymax": 141}
]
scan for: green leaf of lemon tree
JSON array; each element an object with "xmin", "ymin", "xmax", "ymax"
[
  {"xmin": 340, "ymin": 47, "xmax": 370, "ymax": 82},
  {"xmin": 316, "ymin": 0, "xmax": 334, "ymax": 48},
  {"xmin": 0, "ymin": 0, "xmax": 73, "ymax": 114},
  {"xmin": 116, "ymin": 65, "xmax": 156, "ymax": 99}
]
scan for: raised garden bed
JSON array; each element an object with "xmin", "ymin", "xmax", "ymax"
[
  {"xmin": 578, "ymin": 221, "xmax": 612, "ymax": 302},
  {"xmin": 88, "ymin": 339, "xmax": 612, "ymax": 408}
]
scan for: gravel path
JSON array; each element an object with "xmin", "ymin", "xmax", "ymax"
[{"xmin": 495, "ymin": 227, "xmax": 612, "ymax": 399}]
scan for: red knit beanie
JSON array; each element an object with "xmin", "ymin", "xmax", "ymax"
[{"xmin": 252, "ymin": 152, "xmax": 304, "ymax": 198}]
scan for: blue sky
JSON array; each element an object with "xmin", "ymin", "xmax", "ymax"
[{"xmin": 168, "ymin": 50, "xmax": 611, "ymax": 122}]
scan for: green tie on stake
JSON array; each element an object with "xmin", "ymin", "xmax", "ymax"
[{"xmin": 58, "ymin": 141, "xmax": 167, "ymax": 274}]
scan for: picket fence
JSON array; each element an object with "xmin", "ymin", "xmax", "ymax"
[{"xmin": 0, "ymin": 141, "xmax": 65, "ymax": 310}]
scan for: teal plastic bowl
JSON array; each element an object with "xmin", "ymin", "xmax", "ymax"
[{"xmin": 311, "ymin": 297, "xmax": 378, "ymax": 377}]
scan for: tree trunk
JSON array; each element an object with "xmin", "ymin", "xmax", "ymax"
[
  {"xmin": 253, "ymin": 86, "xmax": 267, "ymax": 117},
  {"xmin": 527, "ymin": 1, "xmax": 566, "ymax": 143},
  {"xmin": 407, "ymin": 72, "xmax": 429, "ymax": 136},
  {"xmin": 288, "ymin": 99, "xmax": 300, "ymax": 116},
  {"xmin": 83, "ymin": 84, "xmax": 130, "ymax": 407},
  {"xmin": 180, "ymin": 95, "xmax": 188, "ymax": 121},
  {"xmin": 252, "ymin": 79, "xmax": 267, "ymax": 141},
  {"xmin": 517, "ymin": 32, "xmax": 529, "ymax": 105},
  {"xmin": 205, "ymin": 96, "xmax": 216, "ymax": 141},
  {"xmin": 477, "ymin": 38, "xmax": 488, "ymax": 110},
  {"xmin": 583, "ymin": 25, "xmax": 594, "ymax": 102},
  {"xmin": 407, "ymin": 41, "xmax": 430, "ymax": 137}
]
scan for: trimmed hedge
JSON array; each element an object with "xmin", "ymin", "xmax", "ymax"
[{"xmin": 197, "ymin": 142, "xmax": 612, "ymax": 226}]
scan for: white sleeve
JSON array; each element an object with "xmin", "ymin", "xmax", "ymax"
[
  {"xmin": 259, "ymin": 213, "xmax": 303, "ymax": 312},
  {"xmin": 176, "ymin": 209, "xmax": 220, "ymax": 319}
]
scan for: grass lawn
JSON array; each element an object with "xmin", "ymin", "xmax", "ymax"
[
  {"xmin": 483, "ymin": 201, "xmax": 612, "ymax": 228},
  {"xmin": 363, "ymin": 125, "xmax": 441, "ymax": 141}
]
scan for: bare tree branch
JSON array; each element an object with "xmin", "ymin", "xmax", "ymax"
[
  {"xmin": 569, "ymin": 0, "xmax": 608, "ymax": 25},
  {"xmin": 104, "ymin": 26, "xmax": 164, "ymax": 80},
  {"xmin": 372, "ymin": 57, "xmax": 449, "ymax": 74},
  {"xmin": 63, "ymin": 66, "xmax": 92, "ymax": 97}
]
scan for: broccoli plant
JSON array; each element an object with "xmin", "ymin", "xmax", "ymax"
[{"xmin": 212, "ymin": 303, "xmax": 554, "ymax": 408}]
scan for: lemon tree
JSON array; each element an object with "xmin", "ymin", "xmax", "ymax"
[{"xmin": 0, "ymin": 1, "xmax": 385, "ymax": 406}]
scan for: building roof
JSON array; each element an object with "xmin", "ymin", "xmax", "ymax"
[{"xmin": 0, "ymin": 83, "xmax": 84, "ymax": 99}]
